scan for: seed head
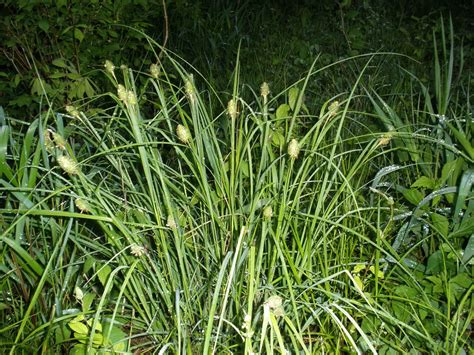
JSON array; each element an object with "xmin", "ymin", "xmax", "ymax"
[
  {"xmin": 227, "ymin": 99, "xmax": 238, "ymax": 120},
  {"xmin": 260, "ymin": 82, "xmax": 270, "ymax": 98},
  {"xmin": 127, "ymin": 90, "xmax": 137, "ymax": 105},
  {"xmin": 185, "ymin": 75, "xmax": 195, "ymax": 103},
  {"xmin": 130, "ymin": 244, "xmax": 147, "ymax": 257},
  {"xmin": 57, "ymin": 155, "xmax": 79, "ymax": 175},
  {"xmin": 377, "ymin": 133, "xmax": 392, "ymax": 147},
  {"xmin": 44, "ymin": 130, "xmax": 55, "ymax": 152},
  {"xmin": 263, "ymin": 206, "xmax": 273, "ymax": 220},
  {"xmin": 104, "ymin": 60, "xmax": 115, "ymax": 74},
  {"xmin": 265, "ymin": 295, "xmax": 285, "ymax": 317},
  {"xmin": 52, "ymin": 131, "xmax": 66, "ymax": 150},
  {"xmin": 327, "ymin": 100, "xmax": 340, "ymax": 118},
  {"xmin": 166, "ymin": 214, "xmax": 177, "ymax": 230},
  {"xmin": 176, "ymin": 124, "xmax": 191, "ymax": 144},
  {"xmin": 150, "ymin": 63, "xmax": 160, "ymax": 79},
  {"xmin": 65, "ymin": 105, "xmax": 80, "ymax": 119},
  {"xmin": 75, "ymin": 198, "xmax": 91, "ymax": 213},
  {"xmin": 117, "ymin": 84, "xmax": 127, "ymax": 102},
  {"xmin": 287, "ymin": 139, "xmax": 300, "ymax": 160}
]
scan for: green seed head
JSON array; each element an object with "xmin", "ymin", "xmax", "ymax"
[
  {"xmin": 127, "ymin": 90, "xmax": 137, "ymax": 105},
  {"xmin": 117, "ymin": 84, "xmax": 127, "ymax": 102},
  {"xmin": 328, "ymin": 100, "xmax": 340, "ymax": 118},
  {"xmin": 150, "ymin": 63, "xmax": 160, "ymax": 79},
  {"xmin": 227, "ymin": 99, "xmax": 238, "ymax": 120},
  {"xmin": 130, "ymin": 244, "xmax": 147, "ymax": 257},
  {"xmin": 166, "ymin": 214, "xmax": 177, "ymax": 230},
  {"xmin": 185, "ymin": 75, "xmax": 195, "ymax": 102},
  {"xmin": 57, "ymin": 155, "xmax": 79, "ymax": 175},
  {"xmin": 104, "ymin": 60, "xmax": 115, "ymax": 74},
  {"xmin": 260, "ymin": 82, "xmax": 270, "ymax": 98},
  {"xmin": 176, "ymin": 124, "xmax": 191, "ymax": 144},
  {"xmin": 52, "ymin": 131, "xmax": 66, "ymax": 150},
  {"xmin": 65, "ymin": 105, "xmax": 80, "ymax": 119},
  {"xmin": 287, "ymin": 139, "xmax": 300, "ymax": 160},
  {"xmin": 44, "ymin": 130, "xmax": 55, "ymax": 152},
  {"xmin": 75, "ymin": 198, "xmax": 90, "ymax": 213},
  {"xmin": 263, "ymin": 206, "xmax": 273, "ymax": 220}
]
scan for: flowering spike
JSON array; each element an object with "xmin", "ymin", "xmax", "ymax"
[
  {"xmin": 227, "ymin": 99, "xmax": 238, "ymax": 120},
  {"xmin": 104, "ymin": 60, "xmax": 115, "ymax": 74},
  {"xmin": 57, "ymin": 155, "xmax": 79, "ymax": 175},
  {"xmin": 260, "ymin": 82, "xmax": 270, "ymax": 98},
  {"xmin": 176, "ymin": 124, "xmax": 191, "ymax": 144},
  {"xmin": 117, "ymin": 84, "xmax": 127, "ymax": 102},
  {"xmin": 150, "ymin": 63, "xmax": 160, "ymax": 79},
  {"xmin": 287, "ymin": 139, "xmax": 300, "ymax": 160}
]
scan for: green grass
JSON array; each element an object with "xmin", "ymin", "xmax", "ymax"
[{"xmin": 1, "ymin": 25, "xmax": 473, "ymax": 354}]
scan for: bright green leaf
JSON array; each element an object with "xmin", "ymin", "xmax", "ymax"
[
  {"xmin": 431, "ymin": 213, "xmax": 449, "ymax": 237},
  {"xmin": 275, "ymin": 104, "xmax": 290, "ymax": 120},
  {"xmin": 411, "ymin": 176, "xmax": 436, "ymax": 189},
  {"xmin": 288, "ymin": 87, "xmax": 299, "ymax": 112},
  {"xmin": 69, "ymin": 321, "xmax": 88, "ymax": 335},
  {"xmin": 38, "ymin": 20, "xmax": 49, "ymax": 32},
  {"xmin": 74, "ymin": 28, "xmax": 85, "ymax": 42},
  {"xmin": 402, "ymin": 188, "xmax": 425, "ymax": 206},
  {"xmin": 97, "ymin": 264, "xmax": 112, "ymax": 286}
]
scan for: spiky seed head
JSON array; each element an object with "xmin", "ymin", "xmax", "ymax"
[
  {"xmin": 150, "ymin": 63, "xmax": 160, "ymax": 79},
  {"xmin": 328, "ymin": 100, "xmax": 340, "ymax": 118},
  {"xmin": 260, "ymin": 82, "xmax": 270, "ymax": 98},
  {"xmin": 127, "ymin": 90, "xmax": 137, "ymax": 105},
  {"xmin": 265, "ymin": 295, "xmax": 284, "ymax": 317},
  {"xmin": 227, "ymin": 99, "xmax": 238, "ymax": 120},
  {"xmin": 265, "ymin": 295, "xmax": 282, "ymax": 309},
  {"xmin": 287, "ymin": 139, "xmax": 300, "ymax": 160},
  {"xmin": 65, "ymin": 105, "xmax": 80, "ymax": 119},
  {"xmin": 185, "ymin": 75, "xmax": 195, "ymax": 102},
  {"xmin": 104, "ymin": 60, "xmax": 115, "ymax": 74},
  {"xmin": 44, "ymin": 130, "xmax": 55, "ymax": 152},
  {"xmin": 176, "ymin": 124, "xmax": 190, "ymax": 144},
  {"xmin": 263, "ymin": 206, "xmax": 273, "ymax": 220},
  {"xmin": 52, "ymin": 132, "xmax": 66, "ymax": 150},
  {"xmin": 377, "ymin": 133, "xmax": 392, "ymax": 147},
  {"xmin": 75, "ymin": 198, "xmax": 90, "ymax": 213},
  {"xmin": 166, "ymin": 214, "xmax": 177, "ymax": 230},
  {"xmin": 57, "ymin": 155, "xmax": 79, "ymax": 175},
  {"xmin": 130, "ymin": 244, "xmax": 147, "ymax": 257},
  {"xmin": 117, "ymin": 84, "xmax": 127, "ymax": 102}
]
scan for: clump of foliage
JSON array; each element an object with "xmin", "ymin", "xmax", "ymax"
[{"xmin": 1, "ymin": 17, "xmax": 472, "ymax": 352}]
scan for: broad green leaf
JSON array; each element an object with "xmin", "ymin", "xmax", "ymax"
[
  {"xmin": 74, "ymin": 28, "xmax": 85, "ymax": 42},
  {"xmin": 271, "ymin": 129, "xmax": 285, "ymax": 147},
  {"xmin": 38, "ymin": 20, "xmax": 49, "ymax": 32},
  {"xmin": 449, "ymin": 216, "xmax": 474, "ymax": 238},
  {"xmin": 83, "ymin": 256, "xmax": 95, "ymax": 274},
  {"xmin": 98, "ymin": 264, "xmax": 112, "ymax": 286},
  {"xmin": 69, "ymin": 321, "xmax": 88, "ymax": 335},
  {"xmin": 431, "ymin": 213, "xmax": 449, "ymax": 237},
  {"xmin": 411, "ymin": 176, "xmax": 436, "ymax": 189},
  {"xmin": 82, "ymin": 293, "xmax": 95, "ymax": 313},
  {"xmin": 52, "ymin": 58, "xmax": 68, "ymax": 68},
  {"xmin": 449, "ymin": 273, "xmax": 472, "ymax": 288},
  {"xmin": 426, "ymin": 251, "xmax": 443, "ymax": 274},
  {"xmin": 275, "ymin": 104, "xmax": 290, "ymax": 120},
  {"xmin": 402, "ymin": 188, "xmax": 425, "ymax": 206},
  {"xmin": 462, "ymin": 235, "xmax": 474, "ymax": 264},
  {"xmin": 288, "ymin": 87, "xmax": 299, "ymax": 112}
]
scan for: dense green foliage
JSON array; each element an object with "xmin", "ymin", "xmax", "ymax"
[{"xmin": 1, "ymin": 1, "xmax": 473, "ymax": 353}]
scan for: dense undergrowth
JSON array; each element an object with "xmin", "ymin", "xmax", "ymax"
[{"xmin": 1, "ymin": 17, "xmax": 473, "ymax": 354}]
